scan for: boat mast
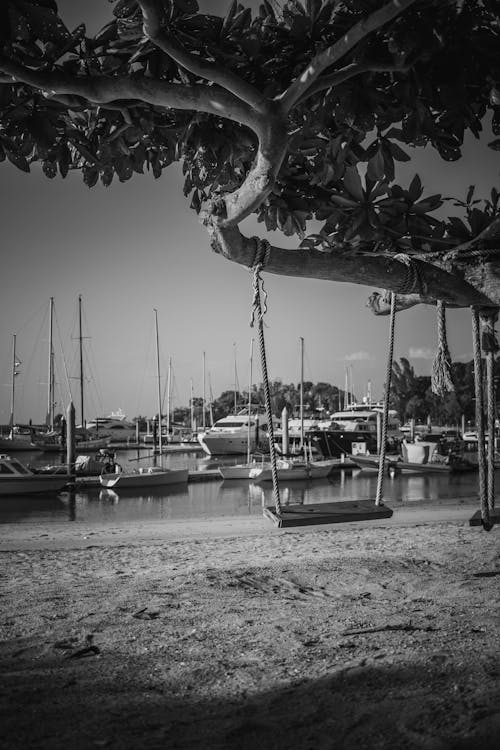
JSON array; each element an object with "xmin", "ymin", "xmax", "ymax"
[
  {"xmin": 154, "ymin": 309, "xmax": 162, "ymax": 455},
  {"xmin": 47, "ymin": 297, "xmax": 55, "ymax": 431},
  {"xmin": 233, "ymin": 342, "xmax": 238, "ymax": 414},
  {"xmin": 247, "ymin": 338, "xmax": 254, "ymax": 465},
  {"xmin": 166, "ymin": 356, "xmax": 172, "ymax": 437},
  {"xmin": 190, "ymin": 378, "xmax": 195, "ymax": 432},
  {"xmin": 9, "ymin": 334, "xmax": 20, "ymax": 430},
  {"xmin": 202, "ymin": 351, "xmax": 206, "ymax": 430},
  {"xmin": 78, "ymin": 294, "xmax": 85, "ymax": 429},
  {"xmin": 299, "ymin": 336, "xmax": 304, "ymax": 453}
]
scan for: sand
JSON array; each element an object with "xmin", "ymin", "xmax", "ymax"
[{"xmin": 1, "ymin": 503, "xmax": 499, "ymax": 749}]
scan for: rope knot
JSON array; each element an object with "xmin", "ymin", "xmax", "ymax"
[
  {"xmin": 393, "ymin": 253, "xmax": 427, "ymax": 296},
  {"xmin": 249, "ymin": 238, "xmax": 270, "ymax": 328}
]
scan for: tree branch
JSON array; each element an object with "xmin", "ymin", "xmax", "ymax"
[
  {"xmin": 137, "ymin": 0, "xmax": 267, "ymax": 113},
  {"xmin": 278, "ymin": 0, "xmax": 419, "ymax": 112},
  {"xmin": 207, "ymin": 224, "xmax": 494, "ymax": 309},
  {"xmin": 217, "ymin": 111, "xmax": 289, "ymax": 226},
  {"xmin": 297, "ymin": 62, "xmax": 410, "ymax": 104},
  {"xmin": 0, "ymin": 57, "xmax": 258, "ymax": 129}
]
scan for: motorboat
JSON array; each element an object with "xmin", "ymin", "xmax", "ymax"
[
  {"xmin": 100, "ymin": 465, "xmax": 189, "ymax": 489},
  {"xmin": 255, "ymin": 458, "xmax": 334, "ymax": 483},
  {"xmin": 197, "ymin": 409, "xmax": 277, "ymax": 456},
  {"xmin": 0, "ymin": 454, "xmax": 69, "ymax": 495},
  {"xmin": 85, "ymin": 410, "xmax": 137, "ymax": 440},
  {"xmin": 309, "ymin": 405, "xmax": 403, "ymax": 458},
  {"xmin": 350, "ymin": 440, "xmax": 476, "ymax": 474}
]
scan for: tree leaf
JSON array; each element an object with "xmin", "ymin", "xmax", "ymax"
[
  {"xmin": 342, "ymin": 166, "xmax": 364, "ymax": 203},
  {"xmin": 6, "ymin": 149, "xmax": 30, "ymax": 172}
]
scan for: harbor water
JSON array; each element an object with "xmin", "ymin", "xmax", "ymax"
[{"xmin": 0, "ymin": 448, "xmax": 483, "ymax": 527}]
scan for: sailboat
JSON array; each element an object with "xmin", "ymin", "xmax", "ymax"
[
  {"xmin": 0, "ymin": 334, "xmax": 42, "ymax": 452},
  {"xmin": 255, "ymin": 338, "xmax": 337, "ymax": 482},
  {"xmin": 219, "ymin": 339, "xmax": 270, "ymax": 480},
  {"xmin": 101, "ymin": 309, "xmax": 188, "ymax": 489},
  {"xmin": 34, "ymin": 297, "xmax": 110, "ymax": 452}
]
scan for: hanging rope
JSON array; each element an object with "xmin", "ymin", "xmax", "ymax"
[
  {"xmin": 482, "ymin": 310, "xmax": 498, "ymax": 524},
  {"xmin": 471, "ymin": 307, "xmax": 491, "ymax": 530},
  {"xmin": 249, "ymin": 238, "xmax": 281, "ymax": 516},
  {"xmin": 431, "ymin": 301, "xmax": 455, "ymax": 396},
  {"xmin": 375, "ymin": 292, "xmax": 397, "ymax": 507}
]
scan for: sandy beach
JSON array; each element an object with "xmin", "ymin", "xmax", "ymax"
[{"xmin": 1, "ymin": 503, "xmax": 499, "ymax": 749}]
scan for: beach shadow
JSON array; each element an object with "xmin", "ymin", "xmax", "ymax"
[{"xmin": 1, "ymin": 651, "xmax": 499, "ymax": 749}]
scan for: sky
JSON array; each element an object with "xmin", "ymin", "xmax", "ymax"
[{"xmin": 0, "ymin": 0, "xmax": 498, "ymax": 426}]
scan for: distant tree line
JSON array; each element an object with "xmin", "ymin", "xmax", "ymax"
[{"xmin": 132, "ymin": 356, "xmax": 499, "ymax": 429}]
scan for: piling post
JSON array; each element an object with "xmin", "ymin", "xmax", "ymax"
[
  {"xmin": 281, "ymin": 406, "xmax": 289, "ymax": 456},
  {"xmin": 66, "ymin": 402, "xmax": 76, "ymax": 477}
]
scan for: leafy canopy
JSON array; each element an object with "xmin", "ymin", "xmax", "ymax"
[{"xmin": 0, "ymin": 0, "xmax": 499, "ymax": 260}]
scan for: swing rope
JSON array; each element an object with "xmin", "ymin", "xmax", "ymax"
[
  {"xmin": 250, "ymin": 237, "xmax": 281, "ymax": 517},
  {"xmin": 471, "ymin": 307, "xmax": 493, "ymax": 530},
  {"xmin": 431, "ymin": 301, "xmax": 454, "ymax": 396},
  {"xmin": 375, "ymin": 292, "xmax": 397, "ymax": 507}
]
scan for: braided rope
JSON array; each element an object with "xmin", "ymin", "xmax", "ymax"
[
  {"xmin": 250, "ymin": 238, "xmax": 281, "ymax": 516},
  {"xmin": 393, "ymin": 253, "xmax": 427, "ymax": 296},
  {"xmin": 375, "ymin": 292, "xmax": 397, "ymax": 507},
  {"xmin": 486, "ymin": 348, "xmax": 496, "ymax": 517},
  {"xmin": 431, "ymin": 301, "xmax": 454, "ymax": 396},
  {"xmin": 471, "ymin": 307, "xmax": 491, "ymax": 530}
]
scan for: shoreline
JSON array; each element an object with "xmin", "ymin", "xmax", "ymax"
[{"xmin": 0, "ymin": 500, "xmax": 481, "ymax": 550}]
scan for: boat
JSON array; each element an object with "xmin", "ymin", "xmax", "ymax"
[
  {"xmin": 309, "ymin": 404, "xmax": 403, "ymax": 458},
  {"xmin": 100, "ymin": 465, "xmax": 189, "ymax": 489},
  {"xmin": 350, "ymin": 440, "xmax": 476, "ymax": 474},
  {"xmin": 0, "ymin": 454, "xmax": 69, "ymax": 495},
  {"xmin": 85, "ymin": 410, "xmax": 137, "ymax": 441},
  {"xmin": 255, "ymin": 457, "xmax": 334, "ymax": 483},
  {"xmin": 0, "ymin": 428, "xmax": 42, "ymax": 452},
  {"xmin": 197, "ymin": 409, "xmax": 276, "ymax": 456}
]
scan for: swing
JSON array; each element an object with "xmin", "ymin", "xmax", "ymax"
[
  {"xmin": 468, "ymin": 307, "xmax": 499, "ymax": 529},
  {"xmin": 249, "ymin": 238, "xmax": 395, "ymax": 528}
]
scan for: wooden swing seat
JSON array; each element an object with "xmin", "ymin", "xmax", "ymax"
[
  {"xmin": 469, "ymin": 509, "xmax": 500, "ymax": 527},
  {"xmin": 263, "ymin": 499, "xmax": 393, "ymax": 528}
]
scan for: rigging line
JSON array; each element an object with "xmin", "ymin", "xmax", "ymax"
[
  {"xmin": 15, "ymin": 299, "xmax": 48, "ymax": 335},
  {"xmin": 53, "ymin": 305, "xmax": 73, "ymax": 405}
]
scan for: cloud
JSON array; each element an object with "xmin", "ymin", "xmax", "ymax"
[
  {"xmin": 344, "ymin": 351, "xmax": 371, "ymax": 361},
  {"xmin": 408, "ymin": 347, "xmax": 434, "ymax": 360}
]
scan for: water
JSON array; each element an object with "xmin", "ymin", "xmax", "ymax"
[{"xmin": 0, "ymin": 448, "xmax": 483, "ymax": 527}]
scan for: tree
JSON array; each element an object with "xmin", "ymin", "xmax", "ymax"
[{"xmin": 0, "ymin": 0, "xmax": 499, "ymax": 315}]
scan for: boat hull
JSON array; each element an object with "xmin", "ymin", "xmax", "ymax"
[
  {"xmin": 350, "ymin": 454, "xmax": 476, "ymax": 474},
  {"xmin": 100, "ymin": 468, "xmax": 189, "ymax": 489},
  {"xmin": 0, "ymin": 475, "xmax": 69, "ymax": 495},
  {"xmin": 219, "ymin": 463, "xmax": 268, "ymax": 480},
  {"xmin": 0, "ymin": 438, "xmax": 42, "ymax": 452},
  {"xmin": 256, "ymin": 460, "xmax": 333, "ymax": 483}
]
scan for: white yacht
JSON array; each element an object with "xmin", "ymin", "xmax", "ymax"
[
  {"xmin": 197, "ymin": 409, "xmax": 276, "ymax": 456},
  {"xmin": 86, "ymin": 410, "xmax": 137, "ymax": 440}
]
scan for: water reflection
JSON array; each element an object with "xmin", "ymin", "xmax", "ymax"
[{"xmin": 0, "ymin": 448, "xmax": 481, "ymax": 526}]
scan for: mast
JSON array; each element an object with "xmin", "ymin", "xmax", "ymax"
[
  {"xmin": 166, "ymin": 356, "xmax": 172, "ymax": 437},
  {"xmin": 299, "ymin": 336, "xmax": 304, "ymax": 452},
  {"xmin": 47, "ymin": 297, "xmax": 55, "ymax": 431},
  {"xmin": 233, "ymin": 342, "xmax": 238, "ymax": 414},
  {"xmin": 247, "ymin": 338, "xmax": 254, "ymax": 465},
  {"xmin": 78, "ymin": 294, "xmax": 84, "ymax": 429},
  {"xmin": 190, "ymin": 378, "xmax": 195, "ymax": 432},
  {"xmin": 9, "ymin": 334, "xmax": 20, "ymax": 430},
  {"xmin": 202, "ymin": 351, "xmax": 206, "ymax": 430},
  {"xmin": 154, "ymin": 309, "xmax": 162, "ymax": 455}
]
